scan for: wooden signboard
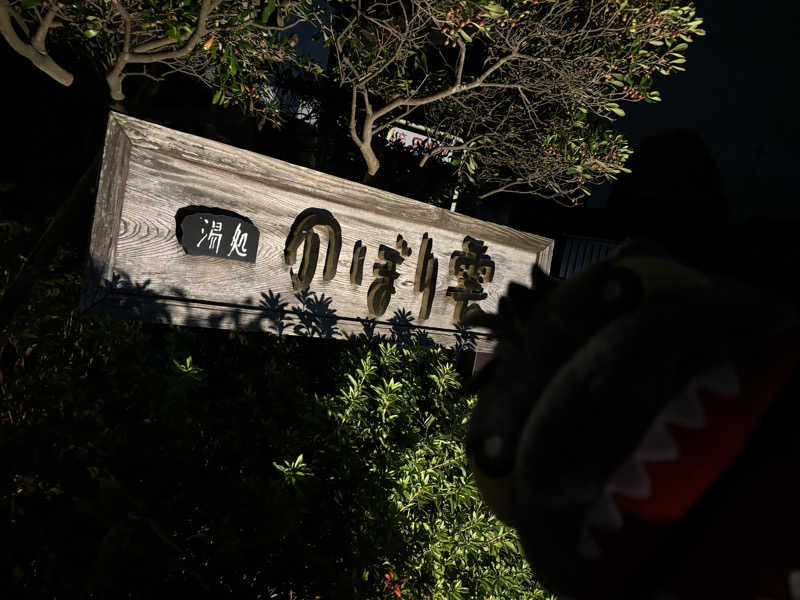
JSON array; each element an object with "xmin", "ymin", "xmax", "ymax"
[{"xmin": 81, "ymin": 112, "xmax": 554, "ymax": 352}]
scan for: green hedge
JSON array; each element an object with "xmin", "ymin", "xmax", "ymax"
[{"xmin": 0, "ymin": 221, "xmax": 553, "ymax": 599}]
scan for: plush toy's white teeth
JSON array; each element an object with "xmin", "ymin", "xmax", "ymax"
[
  {"xmin": 577, "ymin": 363, "xmax": 741, "ymax": 562},
  {"xmin": 608, "ymin": 459, "xmax": 651, "ymax": 499},
  {"xmin": 694, "ymin": 363, "xmax": 740, "ymax": 398},
  {"xmin": 658, "ymin": 362, "xmax": 739, "ymax": 430},
  {"xmin": 634, "ymin": 421, "xmax": 679, "ymax": 462},
  {"xmin": 660, "ymin": 382, "xmax": 706, "ymax": 429},
  {"xmin": 585, "ymin": 491, "xmax": 623, "ymax": 531}
]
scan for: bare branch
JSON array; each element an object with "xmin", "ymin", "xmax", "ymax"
[
  {"xmin": 128, "ymin": 0, "xmax": 219, "ymax": 64},
  {"xmin": 133, "ymin": 32, "xmax": 192, "ymax": 54},
  {"xmin": 105, "ymin": 0, "xmax": 131, "ymax": 101},
  {"xmin": 31, "ymin": 6, "xmax": 57, "ymax": 54},
  {"xmin": 371, "ymin": 105, "xmax": 419, "ymax": 135},
  {"xmin": 106, "ymin": 0, "xmax": 222, "ymax": 101},
  {"xmin": 349, "ymin": 87, "xmax": 360, "ymax": 147},
  {"xmin": 419, "ymin": 136, "xmax": 485, "ymax": 167},
  {"xmin": 0, "ymin": 0, "xmax": 73, "ymax": 86},
  {"xmin": 360, "ymin": 87, "xmax": 373, "ymax": 119},
  {"xmin": 121, "ymin": 67, "xmax": 164, "ymax": 83},
  {"xmin": 7, "ymin": 4, "xmax": 29, "ymax": 37},
  {"xmin": 371, "ymin": 51, "xmax": 524, "ymax": 122},
  {"xmin": 214, "ymin": 16, "xmax": 304, "ymax": 34},
  {"xmin": 479, "ymin": 182, "xmax": 577, "ymax": 207},
  {"xmin": 454, "ymin": 38, "xmax": 466, "ymax": 86}
]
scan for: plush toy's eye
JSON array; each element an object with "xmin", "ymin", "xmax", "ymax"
[{"xmin": 601, "ymin": 266, "xmax": 643, "ymax": 313}]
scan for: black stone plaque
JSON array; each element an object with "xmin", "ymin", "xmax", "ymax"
[{"xmin": 176, "ymin": 207, "xmax": 260, "ymax": 263}]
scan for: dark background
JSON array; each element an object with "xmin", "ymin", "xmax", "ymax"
[{"xmin": 591, "ymin": 0, "xmax": 800, "ymax": 224}]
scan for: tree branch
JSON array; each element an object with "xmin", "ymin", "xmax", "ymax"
[
  {"xmin": 349, "ymin": 86, "xmax": 361, "ymax": 147},
  {"xmin": 121, "ymin": 67, "xmax": 164, "ymax": 83},
  {"xmin": 419, "ymin": 137, "xmax": 484, "ymax": 167},
  {"xmin": 7, "ymin": 3, "xmax": 29, "ymax": 37},
  {"xmin": 479, "ymin": 181, "xmax": 580, "ymax": 206},
  {"xmin": 454, "ymin": 38, "xmax": 466, "ymax": 86},
  {"xmin": 133, "ymin": 32, "xmax": 192, "ymax": 54},
  {"xmin": 371, "ymin": 51, "xmax": 523, "ymax": 122},
  {"xmin": 371, "ymin": 105, "xmax": 418, "ymax": 136},
  {"xmin": 107, "ymin": 0, "xmax": 220, "ymax": 101},
  {"xmin": 105, "ymin": 0, "xmax": 131, "ymax": 101},
  {"xmin": 360, "ymin": 87, "xmax": 373, "ymax": 120},
  {"xmin": 0, "ymin": 0, "xmax": 73, "ymax": 86},
  {"xmin": 247, "ymin": 18, "xmax": 303, "ymax": 33},
  {"xmin": 31, "ymin": 5, "xmax": 57, "ymax": 54},
  {"xmin": 128, "ymin": 0, "xmax": 220, "ymax": 64}
]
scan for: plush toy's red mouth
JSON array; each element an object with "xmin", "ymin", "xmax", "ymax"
[{"xmin": 572, "ymin": 326, "xmax": 800, "ymax": 599}]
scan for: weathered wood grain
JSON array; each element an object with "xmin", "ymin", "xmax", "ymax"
[
  {"xmin": 81, "ymin": 114, "xmax": 131, "ymax": 312},
  {"xmin": 82, "ymin": 112, "xmax": 555, "ymax": 351}
]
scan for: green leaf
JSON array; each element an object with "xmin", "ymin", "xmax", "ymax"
[
  {"xmin": 84, "ymin": 29, "xmax": 99, "ymax": 38},
  {"xmin": 609, "ymin": 106, "xmax": 626, "ymax": 117},
  {"xmin": 261, "ymin": 0, "xmax": 275, "ymax": 24},
  {"xmin": 458, "ymin": 29, "xmax": 472, "ymax": 43},
  {"xmin": 20, "ymin": 0, "xmax": 41, "ymax": 7},
  {"xmin": 482, "ymin": 3, "xmax": 508, "ymax": 18},
  {"xmin": 672, "ymin": 42, "xmax": 688, "ymax": 51},
  {"xmin": 212, "ymin": 90, "xmax": 223, "ymax": 104}
]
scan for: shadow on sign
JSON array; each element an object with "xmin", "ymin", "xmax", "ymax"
[{"xmin": 81, "ymin": 257, "xmax": 479, "ymax": 352}]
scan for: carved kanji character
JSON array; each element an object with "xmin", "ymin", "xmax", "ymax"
[
  {"xmin": 413, "ymin": 233, "xmax": 438, "ymax": 321},
  {"xmin": 446, "ymin": 236, "xmax": 495, "ymax": 323},
  {"xmin": 197, "ymin": 218, "xmax": 223, "ymax": 254},
  {"xmin": 284, "ymin": 208, "xmax": 342, "ymax": 292},
  {"xmin": 367, "ymin": 235, "xmax": 411, "ymax": 317}
]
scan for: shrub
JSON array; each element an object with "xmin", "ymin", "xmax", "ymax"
[
  {"xmin": 316, "ymin": 341, "xmax": 551, "ymax": 599},
  {"xmin": 0, "ymin": 219, "xmax": 551, "ymax": 599}
]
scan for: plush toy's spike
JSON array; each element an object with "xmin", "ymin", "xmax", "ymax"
[{"xmin": 461, "ymin": 309, "xmax": 505, "ymax": 332}]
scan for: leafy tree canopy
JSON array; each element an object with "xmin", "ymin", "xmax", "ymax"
[
  {"xmin": 318, "ymin": 0, "xmax": 705, "ymax": 205},
  {"xmin": 0, "ymin": 0, "xmax": 323, "ymax": 126},
  {"xmin": 0, "ymin": 0, "xmax": 705, "ymax": 205}
]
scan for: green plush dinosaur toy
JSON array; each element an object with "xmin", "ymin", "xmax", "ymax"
[{"xmin": 464, "ymin": 240, "xmax": 800, "ymax": 600}]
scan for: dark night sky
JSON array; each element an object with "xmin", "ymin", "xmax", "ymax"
[{"xmin": 589, "ymin": 0, "xmax": 800, "ymax": 224}]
